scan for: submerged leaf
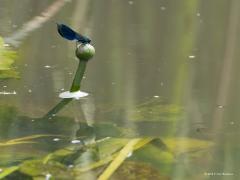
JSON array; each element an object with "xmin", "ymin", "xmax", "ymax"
[
  {"xmin": 0, "ymin": 70, "xmax": 19, "ymax": 79},
  {"xmin": 112, "ymin": 161, "xmax": 170, "ymax": 180},
  {"xmin": 0, "ymin": 37, "xmax": 18, "ymax": 79},
  {"xmin": 128, "ymin": 98, "xmax": 182, "ymax": 122},
  {"xmin": 0, "ymin": 141, "xmax": 36, "ymax": 146},
  {"xmin": 98, "ymin": 139, "xmax": 142, "ymax": 180},
  {"xmin": 76, "ymin": 138, "xmax": 153, "ymax": 173},
  {"xmin": 131, "ymin": 142, "xmax": 175, "ymax": 175},
  {"xmin": 0, "ymin": 134, "xmax": 63, "ymax": 147},
  {"xmin": 0, "ymin": 166, "xmax": 19, "ymax": 179},
  {"xmin": 43, "ymin": 147, "xmax": 76, "ymax": 164},
  {"xmin": 163, "ymin": 137, "xmax": 214, "ymax": 155},
  {"xmin": 19, "ymin": 160, "xmax": 73, "ymax": 179},
  {"xmin": 128, "ymin": 137, "xmax": 213, "ymax": 175},
  {"xmin": 7, "ymin": 134, "xmax": 62, "ymax": 143}
]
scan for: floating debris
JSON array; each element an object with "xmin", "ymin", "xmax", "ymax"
[
  {"xmin": 160, "ymin": 6, "xmax": 166, "ymax": 11},
  {"xmin": 188, "ymin": 55, "xmax": 196, "ymax": 59},
  {"xmin": 0, "ymin": 91, "xmax": 17, "ymax": 95},
  {"xmin": 44, "ymin": 65, "xmax": 51, "ymax": 69},
  {"xmin": 71, "ymin": 139, "xmax": 81, "ymax": 144},
  {"xmin": 68, "ymin": 165, "xmax": 74, "ymax": 168},
  {"xmin": 127, "ymin": 152, "xmax": 133, "ymax": 157},
  {"xmin": 217, "ymin": 105, "xmax": 224, "ymax": 109},
  {"xmin": 128, "ymin": 1, "xmax": 134, "ymax": 5},
  {"xmin": 53, "ymin": 138, "xmax": 60, "ymax": 142},
  {"xmin": 45, "ymin": 173, "xmax": 52, "ymax": 180},
  {"xmin": 153, "ymin": 95, "xmax": 159, "ymax": 98},
  {"xmin": 12, "ymin": 24, "xmax": 18, "ymax": 28},
  {"xmin": 3, "ymin": 43, "xmax": 10, "ymax": 47}
]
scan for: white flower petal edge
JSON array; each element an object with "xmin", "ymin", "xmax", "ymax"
[{"xmin": 59, "ymin": 90, "xmax": 88, "ymax": 99}]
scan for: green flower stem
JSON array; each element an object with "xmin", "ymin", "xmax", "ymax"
[
  {"xmin": 42, "ymin": 59, "xmax": 88, "ymax": 119},
  {"xmin": 42, "ymin": 43, "xmax": 94, "ymax": 119},
  {"xmin": 70, "ymin": 60, "xmax": 87, "ymax": 92},
  {"xmin": 43, "ymin": 98, "xmax": 72, "ymax": 119}
]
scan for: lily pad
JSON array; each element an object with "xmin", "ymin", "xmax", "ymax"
[{"xmin": 163, "ymin": 137, "xmax": 214, "ymax": 155}]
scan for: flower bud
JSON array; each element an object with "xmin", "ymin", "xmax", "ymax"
[{"xmin": 75, "ymin": 43, "xmax": 95, "ymax": 61}]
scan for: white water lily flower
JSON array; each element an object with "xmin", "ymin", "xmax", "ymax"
[{"xmin": 59, "ymin": 90, "xmax": 88, "ymax": 99}]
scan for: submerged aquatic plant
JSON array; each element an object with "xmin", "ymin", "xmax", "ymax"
[
  {"xmin": 0, "ymin": 37, "xmax": 18, "ymax": 79},
  {"xmin": 0, "ymin": 133, "xmax": 213, "ymax": 179}
]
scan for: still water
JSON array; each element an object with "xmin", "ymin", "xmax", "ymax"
[{"xmin": 0, "ymin": 0, "xmax": 239, "ymax": 179}]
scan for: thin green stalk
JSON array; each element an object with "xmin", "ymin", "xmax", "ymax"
[
  {"xmin": 43, "ymin": 59, "xmax": 87, "ymax": 119},
  {"xmin": 70, "ymin": 60, "xmax": 87, "ymax": 92},
  {"xmin": 43, "ymin": 99, "xmax": 72, "ymax": 119}
]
